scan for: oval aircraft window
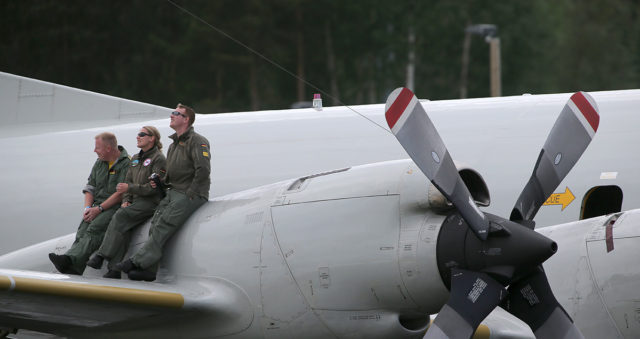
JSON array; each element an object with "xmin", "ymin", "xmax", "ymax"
[{"xmin": 580, "ymin": 185, "xmax": 623, "ymax": 220}]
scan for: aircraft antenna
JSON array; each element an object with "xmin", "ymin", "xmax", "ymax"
[{"xmin": 165, "ymin": 0, "xmax": 392, "ymax": 135}]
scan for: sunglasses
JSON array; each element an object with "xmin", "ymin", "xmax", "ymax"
[
  {"xmin": 171, "ymin": 111, "xmax": 187, "ymax": 118},
  {"xmin": 138, "ymin": 132, "xmax": 151, "ymax": 137}
]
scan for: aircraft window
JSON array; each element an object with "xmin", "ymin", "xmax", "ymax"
[
  {"xmin": 580, "ymin": 185, "xmax": 623, "ymax": 220},
  {"xmin": 287, "ymin": 167, "xmax": 350, "ymax": 191}
]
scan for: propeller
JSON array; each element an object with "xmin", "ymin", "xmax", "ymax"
[
  {"xmin": 384, "ymin": 88, "xmax": 599, "ymax": 339},
  {"xmin": 510, "ymin": 91, "xmax": 600, "ymax": 225},
  {"xmin": 426, "ymin": 269, "xmax": 506, "ymax": 339},
  {"xmin": 386, "ymin": 87, "xmax": 489, "ymax": 240},
  {"xmin": 505, "ymin": 267, "xmax": 584, "ymax": 339}
]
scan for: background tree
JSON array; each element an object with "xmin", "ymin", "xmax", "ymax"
[{"xmin": 1, "ymin": 0, "xmax": 638, "ymax": 113}]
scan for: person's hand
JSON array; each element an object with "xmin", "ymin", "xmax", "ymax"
[
  {"xmin": 121, "ymin": 201, "xmax": 131, "ymax": 208},
  {"xmin": 150, "ymin": 180, "xmax": 157, "ymax": 188},
  {"xmin": 83, "ymin": 207, "xmax": 101, "ymax": 222},
  {"xmin": 116, "ymin": 183, "xmax": 129, "ymax": 193}
]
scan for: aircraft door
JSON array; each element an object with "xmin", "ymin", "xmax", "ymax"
[{"xmin": 580, "ymin": 185, "xmax": 622, "ymax": 220}]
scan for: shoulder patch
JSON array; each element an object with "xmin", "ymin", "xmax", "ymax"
[
  {"xmin": 202, "ymin": 151, "xmax": 209, "ymax": 157},
  {"xmin": 131, "ymin": 159, "xmax": 139, "ymax": 167}
]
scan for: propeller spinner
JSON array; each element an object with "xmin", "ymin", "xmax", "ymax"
[{"xmin": 384, "ymin": 88, "xmax": 599, "ymax": 339}]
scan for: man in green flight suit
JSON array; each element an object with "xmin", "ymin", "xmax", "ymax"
[
  {"xmin": 117, "ymin": 103, "xmax": 210, "ymax": 281},
  {"xmin": 49, "ymin": 132, "xmax": 130, "ymax": 275},
  {"xmin": 86, "ymin": 126, "xmax": 167, "ymax": 279}
]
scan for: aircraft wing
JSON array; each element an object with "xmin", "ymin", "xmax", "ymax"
[{"xmin": 0, "ymin": 269, "xmax": 253, "ymax": 338}]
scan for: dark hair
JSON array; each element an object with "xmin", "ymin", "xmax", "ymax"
[{"xmin": 177, "ymin": 103, "xmax": 196, "ymax": 126}]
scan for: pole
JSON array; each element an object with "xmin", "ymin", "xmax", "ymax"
[
  {"xmin": 460, "ymin": 31, "xmax": 471, "ymax": 98},
  {"xmin": 406, "ymin": 27, "xmax": 416, "ymax": 92},
  {"xmin": 489, "ymin": 37, "xmax": 501, "ymax": 97}
]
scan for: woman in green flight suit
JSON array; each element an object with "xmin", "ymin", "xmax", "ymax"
[{"xmin": 86, "ymin": 126, "xmax": 167, "ymax": 279}]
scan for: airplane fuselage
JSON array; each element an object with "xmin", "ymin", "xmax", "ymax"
[
  {"xmin": 2, "ymin": 159, "xmax": 638, "ymax": 338},
  {"xmin": 1, "ymin": 87, "xmax": 639, "ymax": 256}
]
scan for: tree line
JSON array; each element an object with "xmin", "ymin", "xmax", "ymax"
[{"xmin": 2, "ymin": 0, "xmax": 638, "ymax": 113}]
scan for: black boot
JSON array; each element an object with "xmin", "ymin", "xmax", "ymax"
[
  {"xmin": 86, "ymin": 254, "xmax": 105, "ymax": 269},
  {"xmin": 48, "ymin": 253, "xmax": 80, "ymax": 275},
  {"xmin": 114, "ymin": 259, "xmax": 137, "ymax": 273},
  {"xmin": 103, "ymin": 269, "xmax": 121, "ymax": 279},
  {"xmin": 128, "ymin": 269, "xmax": 156, "ymax": 282}
]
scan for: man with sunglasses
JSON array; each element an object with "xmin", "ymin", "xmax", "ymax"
[{"xmin": 117, "ymin": 104, "xmax": 211, "ymax": 281}]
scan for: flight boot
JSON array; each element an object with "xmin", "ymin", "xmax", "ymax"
[
  {"xmin": 114, "ymin": 258, "xmax": 137, "ymax": 273},
  {"xmin": 127, "ymin": 269, "xmax": 156, "ymax": 282},
  {"xmin": 103, "ymin": 270, "xmax": 121, "ymax": 279},
  {"xmin": 48, "ymin": 253, "xmax": 80, "ymax": 275},
  {"xmin": 86, "ymin": 254, "xmax": 105, "ymax": 269}
]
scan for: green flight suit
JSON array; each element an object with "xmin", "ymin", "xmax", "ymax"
[
  {"xmin": 131, "ymin": 127, "xmax": 210, "ymax": 271},
  {"xmin": 65, "ymin": 146, "xmax": 130, "ymax": 274},
  {"xmin": 96, "ymin": 146, "xmax": 167, "ymax": 270}
]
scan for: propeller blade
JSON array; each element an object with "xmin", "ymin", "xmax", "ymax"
[
  {"xmin": 386, "ymin": 87, "xmax": 489, "ymax": 240},
  {"xmin": 505, "ymin": 267, "xmax": 584, "ymax": 339},
  {"xmin": 511, "ymin": 91, "xmax": 600, "ymax": 224},
  {"xmin": 425, "ymin": 269, "xmax": 506, "ymax": 339}
]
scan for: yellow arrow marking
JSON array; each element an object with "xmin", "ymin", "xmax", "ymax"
[{"xmin": 543, "ymin": 187, "xmax": 575, "ymax": 211}]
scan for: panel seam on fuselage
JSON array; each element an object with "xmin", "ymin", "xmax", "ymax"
[
  {"xmin": 585, "ymin": 235, "xmax": 638, "ymax": 242},
  {"xmin": 265, "ymin": 205, "xmax": 339, "ymax": 337},
  {"xmin": 271, "ymin": 193, "xmax": 400, "ymax": 207},
  {"xmin": 583, "ymin": 217, "xmax": 624, "ymax": 338}
]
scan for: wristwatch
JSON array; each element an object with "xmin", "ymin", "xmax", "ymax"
[{"xmin": 98, "ymin": 205, "xmax": 104, "ymax": 212}]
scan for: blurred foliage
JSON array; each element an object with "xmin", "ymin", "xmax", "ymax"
[{"xmin": 2, "ymin": 0, "xmax": 639, "ymax": 113}]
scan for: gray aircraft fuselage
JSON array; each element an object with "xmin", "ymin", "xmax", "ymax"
[{"xmin": 0, "ymin": 77, "xmax": 638, "ymax": 255}]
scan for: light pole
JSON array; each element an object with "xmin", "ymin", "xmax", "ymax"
[{"xmin": 460, "ymin": 24, "xmax": 501, "ymax": 97}]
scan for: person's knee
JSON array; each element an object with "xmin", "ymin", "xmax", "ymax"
[{"xmin": 113, "ymin": 206, "xmax": 138, "ymax": 223}]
